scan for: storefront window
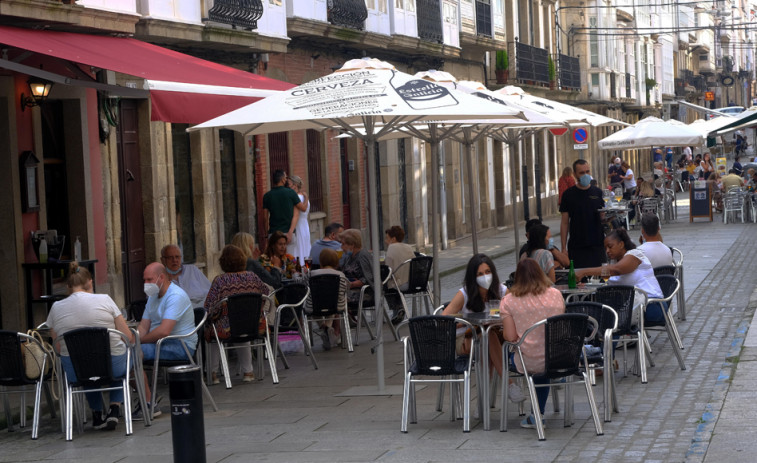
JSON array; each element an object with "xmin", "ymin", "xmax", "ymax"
[{"xmin": 171, "ymin": 124, "xmax": 196, "ymax": 263}]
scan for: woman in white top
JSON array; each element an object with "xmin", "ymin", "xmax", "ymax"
[
  {"xmin": 47, "ymin": 262, "xmax": 134, "ymax": 431},
  {"xmin": 443, "ymin": 254, "xmax": 507, "ymax": 376},
  {"xmin": 576, "ymin": 229, "xmax": 667, "ymax": 324},
  {"xmin": 289, "ymin": 175, "xmax": 311, "ymax": 266},
  {"xmin": 620, "ymin": 160, "xmax": 637, "ymax": 197}
]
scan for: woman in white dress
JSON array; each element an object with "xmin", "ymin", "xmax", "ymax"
[{"xmin": 289, "ymin": 175, "xmax": 311, "ymax": 266}]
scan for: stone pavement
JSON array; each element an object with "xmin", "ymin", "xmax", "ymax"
[{"xmin": 2, "ymin": 193, "xmax": 756, "ymax": 463}]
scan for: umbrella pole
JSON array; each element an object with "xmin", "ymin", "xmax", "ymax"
[
  {"xmin": 508, "ymin": 135, "xmax": 520, "ymax": 256},
  {"xmin": 463, "ymin": 129, "xmax": 479, "ymax": 255},
  {"xmin": 365, "ymin": 133, "xmax": 385, "ymax": 392},
  {"xmin": 430, "ymin": 139, "xmax": 441, "ymax": 308}
]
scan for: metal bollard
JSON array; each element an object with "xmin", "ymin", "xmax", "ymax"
[{"xmin": 168, "ymin": 365, "xmax": 206, "ymax": 463}]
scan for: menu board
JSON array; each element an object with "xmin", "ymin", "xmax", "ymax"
[{"xmin": 690, "ymin": 180, "xmax": 712, "ymax": 222}]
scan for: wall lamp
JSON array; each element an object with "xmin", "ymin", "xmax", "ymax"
[{"xmin": 20, "ymin": 78, "xmax": 54, "ymax": 111}]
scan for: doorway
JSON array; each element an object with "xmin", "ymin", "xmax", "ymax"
[{"xmin": 116, "ymin": 99, "xmax": 146, "ymax": 307}]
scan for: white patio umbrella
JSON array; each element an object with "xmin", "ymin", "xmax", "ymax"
[
  {"xmin": 598, "ymin": 116, "xmax": 703, "ymax": 150},
  {"xmin": 190, "ymin": 58, "xmax": 524, "ymax": 394},
  {"xmin": 688, "ymin": 117, "xmax": 737, "ymax": 139}
]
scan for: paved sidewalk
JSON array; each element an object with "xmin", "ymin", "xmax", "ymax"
[{"xmin": 2, "ymin": 193, "xmax": 756, "ymax": 462}]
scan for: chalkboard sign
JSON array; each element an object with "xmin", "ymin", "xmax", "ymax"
[{"xmin": 690, "ymin": 180, "xmax": 712, "ymax": 222}]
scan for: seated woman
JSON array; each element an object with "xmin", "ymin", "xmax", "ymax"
[
  {"xmin": 576, "ymin": 229, "xmax": 666, "ymax": 325},
  {"xmin": 204, "ymin": 245, "xmax": 270, "ymax": 384},
  {"xmin": 338, "ymin": 228, "xmax": 374, "ymax": 306},
  {"xmin": 500, "ymin": 258, "xmax": 565, "ymax": 429},
  {"xmin": 518, "ymin": 223, "xmax": 555, "ymax": 282},
  {"xmin": 259, "ymin": 231, "xmax": 298, "ymax": 280},
  {"xmin": 305, "ymin": 249, "xmax": 350, "ymax": 351},
  {"xmin": 384, "ymin": 225, "xmax": 416, "ymax": 322},
  {"xmin": 47, "ymin": 262, "xmax": 134, "ymax": 431},
  {"xmin": 442, "ymin": 254, "xmax": 507, "ymax": 380},
  {"xmin": 231, "ymin": 232, "xmax": 283, "ymax": 289}
]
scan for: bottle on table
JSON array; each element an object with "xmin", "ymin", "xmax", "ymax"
[
  {"xmin": 74, "ymin": 236, "xmax": 82, "ymax": 262},
  {"xmin": 568, "ymin": 259, "xmax": 576, "ymax": 289},
  {"xmin": 39, "ymin": 235, "xmax": 48, "ymax": 264}
]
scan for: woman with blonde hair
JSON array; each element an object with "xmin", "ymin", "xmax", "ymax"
[
  {"xmin": 288, "ymin": 175, "xmax": 311, "ymax": 266},
  {"xmin": 46, "ymin": 262, "xmax": 134, "ymax": 431},
  {"xmin": 500, "ymin": 258, "xmax": 565, "ymax": 428},
  {"xmin": 231, "ymin": 232, "xmax": 283, "ymax": 289}
]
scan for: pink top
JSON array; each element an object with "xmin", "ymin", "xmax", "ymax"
[
  {"xmin": 558, "ymin": 176, "xmax": 576, "ymax": 205},
  {"xmin": 500, "ymin": 287, "xmax": 565, "ymax": 374}
]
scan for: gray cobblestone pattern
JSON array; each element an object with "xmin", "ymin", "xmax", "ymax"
[{"xmin": 1, "ymin": 198, "xmax": 756, "ymax": 462}]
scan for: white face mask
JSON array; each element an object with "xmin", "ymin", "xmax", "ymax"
[
  {"xmin": 476, "ymin": 273, "xmax": 493, "ymax": 290},
  {"xmin": 144, "ymin": 280, "xmax": 161, "ymax": 298}
]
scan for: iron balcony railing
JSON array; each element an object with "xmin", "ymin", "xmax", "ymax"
[
  {"xmin": 558, "ymin": 54, "xmax": 580, "ymax": 90},
  {"xmin": 475, "ymin": 0, "xmax": 492, "ymax": 37},
  {"xmin": 208, "ymin": 0, "xmax": 264, "ymax": 30},
  {"xmin": 327, "ymin": 0, "xmax": 368, "ymax": 30},
  {"xmin": 515, "ymin": 41, "xmax": 549, "ymax": 84},
  {"xmin": 416, "ymin": 0, "xmax": 444, "ymax": 43}
]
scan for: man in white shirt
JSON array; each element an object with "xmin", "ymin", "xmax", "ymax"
[
  {"xmin": 638, "ymin": 213, "xmax": 674, "ymax": 268},
  {"xmin": 160, "ymin": 244, "xmax": 211, "ymax": 308}
]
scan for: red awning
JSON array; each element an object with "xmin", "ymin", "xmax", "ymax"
[{"xmin": 0, "ymin": 25, "xmax": 293, "ymax": 124}]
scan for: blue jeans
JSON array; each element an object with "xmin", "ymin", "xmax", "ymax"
[
  {"xmin": 61, "ymin": 354, "xmax": 127, "ymax": 411},
  {"xmin": 510, "ymin": 353, "xmax": 550, "ymax": 415},
  {"xmin": 141, "ymin": 339, "xmax": 195, "ymax": 361},
  {"xmin": 644, "ymin": 301, "xmax": 669, "ymax": 326}
]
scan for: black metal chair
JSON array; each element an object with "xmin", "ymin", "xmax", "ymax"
[
  {"xmin": 593, "ymin": 285, "xmax": 648, "ymax": 383},
  {"xmin": 54, "ymin": 328, "xmax": 136, "ymax": 441},
  {"xmin": 305, "ymin": 273, "xmax": 353, "ymax": 352},
  {"xmin": 393, "ymin": 256, "xmax": 434, "ymax": 317},
  {"xmin": 0, "ymin": 330, "xmax": 56, "ymax": 440},
  {"xmin": 400, "ymin": 315, "xmax": 475, "ymax": 433},
  {"xmin": 642, "ymin": 275, "xmax": 686, "ymax": 371},
  {"xmin": 209, "ymin": 292, "xmax": 278, "ymax": 387},
  {"xmin": 565, "ymin": 302, "xmax": 619, "ymax": 422},
  {"xmin": 500, "ymin": 313, "xmax": 603, "ymax": 441},
  {"xmin": 143, "ymin": 308, "xmax": 217, "ymax": 418},
  {"xmin": 271, "ymin": 283, "xmax": 317, "ymax": 370},
  {"xmin": 354, "ymin": 264, "xmax": 401, "ymax": 345}
]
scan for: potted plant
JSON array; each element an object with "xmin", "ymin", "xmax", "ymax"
[
  {"xmin": 548, "ymin": 56, "xmax": 556, "ymax": 90},
  {"xmin": 495, "ymin": 50, "xmax": 509, "ymax": 84},
  {"xmin": 645, "ymin": 77, "xmax": 657, "ymax": 106}
]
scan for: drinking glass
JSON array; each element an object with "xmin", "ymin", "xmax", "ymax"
[
  {"xmin": 304, "ymin": 257, "xmax": 312, "ymax": 270},
  {"xmin": 600, "ymin": 263, "xmax": 610, "ymax": 281},
  {"xmin": 614, "ymin": 188, "xmax": 623, "ymax": 203},
  {"xmin": 486, "ymin": 300, "xmax": 501, "ymax": 316}
]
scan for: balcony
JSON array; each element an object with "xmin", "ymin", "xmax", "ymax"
[
  {"xmin": 515, "ymin": 41, "xmax": 549, "ymax": 85},
  {"xmin": 558, "ymin": 54, "xmax": 580, "ymax": 91},
  {"xmin": 698, "ymin": 53, "xmax": 714, "ymax": 75},
  {"xmin": 328, "ymin": 0, "xmax": 368, "ymax": 30},
  {"xmin": 475, "ymin": 0, "xmax": 492, "ymax": 37},
  {"xmin": 416, "ymin": 0, "xmax": 443, "ymax": 43},
  {"xmin": 208, "ymin": 0, "xmax": 264, "ymax": 30}
]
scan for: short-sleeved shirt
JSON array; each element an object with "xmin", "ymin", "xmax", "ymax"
[
  {"xmin": 47, "ymin": 292, "xmax": 125, "ymax": 356},
  {"xmin": 520, "ymin": 248, "xmax": 555, "ymax": 277},
  {"xmin": 309, "ymin": 239, "xmax": 342, "ymax": 266},
  {"xmin": 262, "ymin": 186, "xmax": 301, "ymax": 234},
  {"xmin": 608, "ymin": 249, "xmax": 663, "ymax": 300},
  {"xmin": 175, "ymin": 264, "xmax": 211, "ymax": 308},
  {"xmin": 721, "ymin": 173, "xmax": 744, "ymax": 192},
  {"xmin": 638, "ymin": 241, "xmax": 674, "ymax": 269},
  {"xmin": 559, "ymin": 185, "xmax": 606, "ymax": 249},
  {"xmin": 384, "ymin": 242, "xmax": 416, "ymax": 289},
  {"xmin": 143, "ymin": 282, "xmax": 197, "ymax": 351},
  {"xmin": 608, "ymin": 164, "xmax": 624, "ymax": 184},
  {"xmin": 500, "ymin": 287, "xmax": 565, "ymax": 374},
  {"xmin": 623, "ymin": 168, "xmax": 637, "ymax": 190}
]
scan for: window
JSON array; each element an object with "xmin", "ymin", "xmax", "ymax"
[
  {"xmin": 268, "ymin": 132, "xmax": 289, "ymax": 178},
  {"xmin": 219, "ymin": 130, "xmax": 239, "ymax": 246},
  {"xmin": 172, "ymin": 124, "xmax": 196, "ymax": 262}
]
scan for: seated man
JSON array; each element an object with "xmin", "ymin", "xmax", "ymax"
[
  {"xmin": 638, "ymin": 213, "xmax": 674, "ymax": 268},
  {"xmin": 160, "ymin": 244, "xmax": 211, "ymax": 308},
  {"xmin": 309, "ymin": 222, "xmax": 343, "ymax": 268},
  {"xmin": 721, "ymin": 168, "xmax": 744, "ymax": 192},
  {"xmin": 136, "ymin": 262, "xmax": 197, "ymax": 418}
]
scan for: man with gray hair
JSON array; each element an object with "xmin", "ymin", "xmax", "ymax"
[{"xmin": 160, "ymin": 244, "xmax": 211, "ymax": 308}]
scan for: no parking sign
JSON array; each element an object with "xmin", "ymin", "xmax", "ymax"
[{"xmin": 573, "ymin": 128, "xmax": 588, "ymax": 149}]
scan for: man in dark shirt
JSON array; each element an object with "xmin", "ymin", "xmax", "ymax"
[
  {"xmin": 607, "ymin": 157, "xmax": 624, "ymax": 188},
  {"xmin": 560, "ymin": 159, "xmax": 607, "ymax": 268},
  {"xmin": 262, "ymin": 170, "xmax": 301, "ymax": 246}
]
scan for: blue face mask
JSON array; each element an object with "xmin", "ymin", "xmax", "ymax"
[
  {"xmin": 578, "ymin": 174, "xmax": 592, "ymax": 187},
  {"xmin": 344, "ymin": 250, "xmax": 353, "ymax": 258},
  {"xmin": 547, "ymin": 237, "xmax": 554, "ymax": 250},
  {"xmin": 166, "ymin": 266, "xmax": 181, "ymax": 275}
]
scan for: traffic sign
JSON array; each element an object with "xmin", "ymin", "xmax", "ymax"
[
  {"xmin": 705, "ymin": 91, "xmax": 715, "ymax": 101},
  {"xmin": 549, "ymin": 127, "xmax": 569, "ymax": 136},
  {"xmin": 572, "ymin": 128, "xmax": 588, "ymax": 144}
]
